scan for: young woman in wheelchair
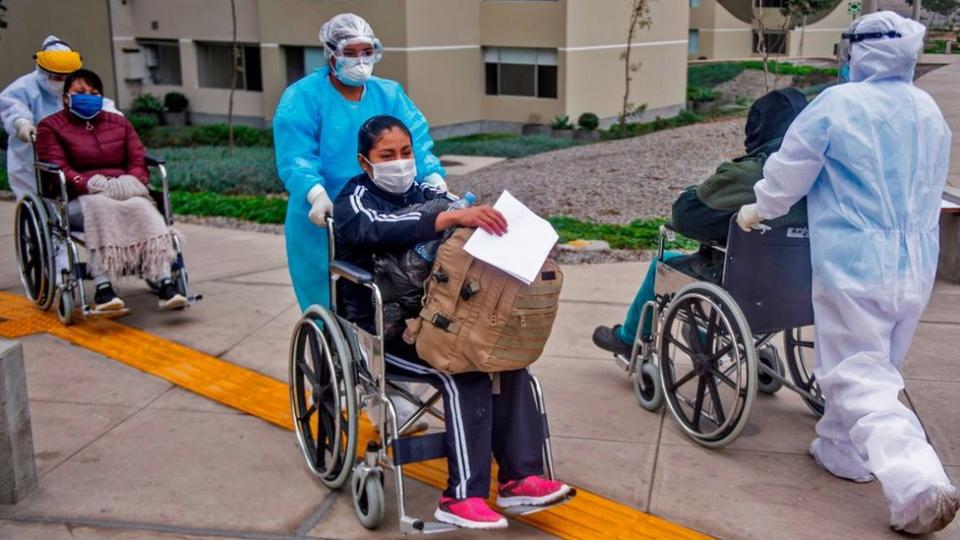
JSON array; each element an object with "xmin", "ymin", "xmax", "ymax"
[
  {"xmin": 34, "ymin": 69, "xmax": 186, "ymax": 312},
  {"xmin": 592, "ymin": 88, "xmax": 809, "ymax": 357},
  {"xmin": 332, "ymin": 115, "xmax": 570, "ymax": 530}
]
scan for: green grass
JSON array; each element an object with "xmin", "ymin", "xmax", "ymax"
[
  {"xmin": 0, "ymin": 153, "xmax": 7, "ymax": 191},
  {"xmin": 925, "ymin": 39, "xmax": 960, "ymax": 54},
  {"xmin": 549, "ymin": 216, "xmax": 695, "ymax": 251},
  {"xmin": 168, "ymin": 191, "xmax": 287, "ymax": 224},
  {"xmin": 434, "ymin": 133, "xmax": 584, "ymax": 159},
  {"xmin": 153, "ymin": 146, "xmax": 283, "ymax": 195},
  {"xmin": 688, "ymin": 63, "xmax": 747, "ymax": 89}
]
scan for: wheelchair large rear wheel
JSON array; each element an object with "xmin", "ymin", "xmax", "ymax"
[
  {"xmin": 14, "ymin": 195, "xmax": 56, "ymax": 310},
  {"xmin": 784, "ymin": 327, "xmax": 824, "ymax": 417},
  {"xmin": 658, "ymin": 282, "xmax": 757, "ymax": 448},
  {"xmin": 289, "ymin": 305, "xmax": 358, "ymax": 489}
]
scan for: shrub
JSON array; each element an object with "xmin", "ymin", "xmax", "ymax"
[
  {"xmin": 139, "ymin": 126, "xmax": 195, "ymax": 148},
  {"xmin": 551, "ymin": 115, "xmax": 573, "ymax": 130},
  {"xmin": 688, "ymin": 63, "xmax": 746, "ymax": 88},
  {"xmin": 434, "ymin": 134, "xmax": 583, "ymax": 159},
  {"xmin": 602, "ymin": 110, "xmax": 702, "ymax": 140},
  {"xmin": 191, "ymin": 124, "xmax": 273, "ymax": 147},
  {"xmin": 577, "ymin": 112, "xmax": 600, "ymax": 131},
  {"xmin": 164, "ymin": 92, "xmax": 189, "ymax": 112},
  {"xmin": 155, "ymin": 146, "xmax": 283, "ymax": 194},
  {"xmin": 169, "ymin": 191, "xmax": 287, "ymax": 224},
  {"xmin": 132, "ymin": 93, "xmax": 163, "ymax": 113},
  {"xmin": 687, "ymin": 87, "xmax": 720, "ymax": 102},
  {"xmin": 549, "ymin": 217, "xmax": 696, "ymax": 251},
  {"xmin": 129, "ymin": 113, "xmax": 159, "ymax": 136}
]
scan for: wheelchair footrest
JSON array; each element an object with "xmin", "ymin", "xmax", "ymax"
[
  {"xmin": 392, "ymin": 432, "xmax": 446, "ymax": 466},
  {"xmin": 499, "ymin": 489, "xmax": 577, "ymax": 517},
  {"xmin": 83, "ymin": 307, "xmax": 130, "ymax": 319},
  {"xmin": 411, "ymin": 521, "xmax": 460, "ymax": 535}
]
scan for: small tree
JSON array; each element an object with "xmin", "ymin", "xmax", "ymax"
[
  {"xmin": 908, "ymin": 0, "xmax": 959, "ymax": 16},
  {"xmin": 227, "ymin": 0, "xmax": 240, "ymax": 153},
  {"xmin": 781, "ymin": 0, "xmax": 833, "ymax": 56},
  {"xmin": 619, "ymin": 0, "xmax": 654, "ymax": 134}
]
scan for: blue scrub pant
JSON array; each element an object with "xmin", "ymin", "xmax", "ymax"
[{"xmin": 616, "ymin": 251, "xmax": 683, "ymax": 345}]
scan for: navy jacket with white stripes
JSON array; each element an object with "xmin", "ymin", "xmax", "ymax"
[{"xmin": 332, "ymin": 173, "xmax": 449, "ymax": 329}]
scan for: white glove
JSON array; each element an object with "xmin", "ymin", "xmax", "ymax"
[
  {"xmin": 423, "ymin": 173, "xmax": 448, "ymax": 193},
  {"xmin": 14, "ymin": 119, "xmax": 36, "ymax": 143},
  {"xmin": 736, "ymin": 203, "xmax": 763, "ymax": 232},
  {"xmin": 86, "ymin": 174, "xmax": 111, "ymax": 194},
  {"xmin": 306, "ymin": 185, "xmax": 333, "ymax": 228},
  {"xmin": 106, "ymin": 175, "xmax": 150, "ymax": 200}
]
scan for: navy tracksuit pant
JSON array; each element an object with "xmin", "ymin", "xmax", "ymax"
[{"xmin": 385, "ymin": 341, "xmax": 545, "ymax": 499}]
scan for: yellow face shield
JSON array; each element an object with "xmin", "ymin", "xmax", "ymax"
[{"xmin": 34, "ymin": 50, "xmax": 83, "ymax": 74}]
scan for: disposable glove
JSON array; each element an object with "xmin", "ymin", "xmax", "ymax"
[
  {"xmin": 422, "ymin": 172, "xmax": 448, "ymax": 193},
  {"xmin": 307, "ymin": 185, "xmax": 333, "ymax": 227},
  {"xmin": 736, "ymin": 203, "xmax": 763, "ymax": 232},
  {"xmin": 14, "ymin": 119, "xmax": 36, "ymax": 143}
]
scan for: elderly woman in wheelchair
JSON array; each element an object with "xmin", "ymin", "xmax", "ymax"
[
  {"xmin": 15, "ymin": 68, "xmax": 195, "ymax": 323},
  {"xmin": 287, "ymin": 115, "xmax": 570, "ymax": 533}
]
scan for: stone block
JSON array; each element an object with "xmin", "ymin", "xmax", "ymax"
[{"xmin": 0, "ymin": 339, "xmax": 37, "ymax": 504}]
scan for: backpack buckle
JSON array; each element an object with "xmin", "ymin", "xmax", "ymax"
[
  {"xmin": 433, "ymin": 270, "xmax": 449, "ymax": 283},
  {"xmin": 460, "ymin": 280, "xmax": 480, "ymax": 301},
  {"xmin": 431, "ymin": 313, "xmax": 452, "ymax": 331}
]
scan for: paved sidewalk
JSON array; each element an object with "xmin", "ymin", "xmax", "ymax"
[{"xmin": 917, "ymin": 60, "xmax": 960, "ymax": 189}]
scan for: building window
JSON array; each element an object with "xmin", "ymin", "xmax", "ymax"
[
  {"xmin": 484, "ymin": 47, "xmax": 557, "ymax": 99},
  {"xmin": 283, "ymin": 46, "xmax": 327, "ymax": 84},
  {"xmin": 138, "ymin": 39, "xmax": 182, "ymax": 85},
  {"xmin": 688, "ymin": 30, "xmax": 700, "ymax": 55},
  {"xmin": 754, "ymin": 0, "xmax": 787, "ymax": 6},
  {"xmin": 196, "ymin": 41, "xmax": 262, "ymax": 91},
  {"xmin": 690, "ymin": 0, "xmax": 701, "ymax": 7},
  {"xmin": 753, "ymin": 31, "xmax": 786, "ymax": 54}
]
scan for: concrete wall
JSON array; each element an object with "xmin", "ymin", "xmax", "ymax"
[
  {"xmin": 787, "ymin": 1, "xmax": 853, "ymax": 57},
  {"xmin": 0, "ymin": 0, "xmax": 116, "ymax": 102},
  {"xmin": 690, "ymin": 0, "xmax": 753, "ymax": 60}
]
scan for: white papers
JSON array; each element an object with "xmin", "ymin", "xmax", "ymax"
[{"xmin": 463, "ymin": 191, "xmax": 558, "ymax": 285}]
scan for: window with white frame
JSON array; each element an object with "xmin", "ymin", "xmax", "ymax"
[
  {"xmin": 484, "ymin": 47, "xmax": 557, "ymax": 99},
  {"xmin": 688, "ymin": 30, "xmax": 700, "ymax": 55},
  {"xmin": 196, "ymin": 41, "xmax": 263, "ymax": 91},
  {"xmin": 138, "ymin": 39, "xmax": 182, "ymax": 85}
]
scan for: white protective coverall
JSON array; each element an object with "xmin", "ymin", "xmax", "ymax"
[
  {"xmin": 0, "ymin": 35, "xmax": 118, "ymax": 199},
  {"xmin": 752, "ymin": 11, "xmax": 957, "ymax": 534}
]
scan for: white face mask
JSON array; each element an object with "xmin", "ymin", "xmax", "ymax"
[
  {"xmin": 364, "ymin": 157, "xmax": 417, "ymax": 194},
  {"xmin": 335, "ymin": 56, "xmax": 374, "ymax": 87},
  {"xmin": 42, "ymin": 75, "xmax": 63, "ymax": 96}
]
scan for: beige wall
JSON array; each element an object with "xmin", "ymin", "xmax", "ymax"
[
  {"xmin": 123, "ymin": 0, "xmax": 260, "ymax": 42},
  {"xmin": 690, "ymin": 0, "xmax": 752, "ymax": 59},
  {"xmin": 787, "ymin": 1, "xmax": 852, "ymax": 57},
  {"xmin": 0, "ymin": 0, "xmax": 116, "ymax": 102},
  {"xmin": 481, "ymin": 0, "xmax": 565, "ymax": 48}
]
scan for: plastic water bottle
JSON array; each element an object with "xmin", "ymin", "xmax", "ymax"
[{"xmin": 414, "ymin": 192, "xmax": 477, "ymax": 261}]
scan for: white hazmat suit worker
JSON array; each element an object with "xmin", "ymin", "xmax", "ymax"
[
  {"xmin": 1, "ymin": 35, "xmax": 118, "ymax": 199},
  {"xmin": 737, "ymin": 11, "xmax": 957, "ymax": 535}
]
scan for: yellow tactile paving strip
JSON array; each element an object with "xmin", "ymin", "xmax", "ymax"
[{"xmin": 0, "ymin": 290, "xmax": 709, "ymax": 540}]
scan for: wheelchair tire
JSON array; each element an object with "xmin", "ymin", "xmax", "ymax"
[
  {"xmin": 633, "ymin": 361, "xmax": 663, "ymax": 411},
  {"xmin": 56, "ymin": 282, "xmax": 75, "ymax": 326},
  {"xmin": 658, "ymin": 282, "xmax": 757, "ymax": 448},
  {"xmin": 289, "ymin": 305, "xmax": 358, "ymax": 490},
  {"xmin": 352, "ymin": 468, "xmax": 385, "ymax": 530},
  {"xmin": 757, "ymin": 346, "xmax": 784, "ymax": 395},
  {"xmin": 784, "ymin": 327, "xmax": 824, "ymax": 417},
  {"xmin": 15, "ymin": 195, "xmax": 56, "ymax": 311}
]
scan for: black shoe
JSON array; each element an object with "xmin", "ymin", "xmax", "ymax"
[
  {"xmin": 94, "ymin": 282, "xmax": 125, "ymax": 311},
  {"xmin": 157, "ymin": 279, "xmax": 187, "ymax": 310},
  {"xmin": 592, "ymin": 325, "xmax": 633, "ymax": 356}
]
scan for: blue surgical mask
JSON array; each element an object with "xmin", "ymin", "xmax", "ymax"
[{"xmin": 68, "ymin": 93, "xmax": 103, "ymax": 120}]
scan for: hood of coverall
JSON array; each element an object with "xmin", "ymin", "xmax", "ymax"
[
  {"xmin": 848, "ymin": 11, "xmax": 925, "ymax": 83},
  {"xmin": 743, "ymin": 87, "xmax": 808, "ymax": 154},
  {"xmin": 35, "ymin": 35, "xmax": 76, "ymax": 95}
]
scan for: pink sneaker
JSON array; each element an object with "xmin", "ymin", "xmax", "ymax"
[
  {"xmin": 435, "ymin": 497, "xmax": 508, "ymax": 529},
  {"xmin": 497, "ymin": 476, "xmax": 571, "ymax": 508}
]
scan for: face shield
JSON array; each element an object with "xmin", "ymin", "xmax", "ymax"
[
  {"xmin": 325, "ymin": 37, "xmax": 383, "ymax": 65},
  {"xmin": 838, "ymin": 29, "xmax": 901, "ymax": 82}
]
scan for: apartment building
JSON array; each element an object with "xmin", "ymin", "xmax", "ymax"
[
  {"xmin": 689, "ymin": 0, "xmax": 854, "ymax": 59},
  {"xmin": 0, "ymin": 0, "xmax": 690, "ymax": 136}
]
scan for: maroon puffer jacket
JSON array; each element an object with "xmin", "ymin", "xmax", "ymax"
[{"xmin": 35, "ymin": 109, "xmax": 149, "ymax": 198}]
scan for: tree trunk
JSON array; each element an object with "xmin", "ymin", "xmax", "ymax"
[
  {"xmin": 227, "ymin": 0, "xmax": 238, "ymax": 153},
  {"xmin": 798, "ymin": 13, "xmax": 807, "ymax": 57},
  {"xmin": 620, "ymin": 6, "xmax": 640, "ymax": 133},
  {"xmin": 912, "ymin": 0, "xmax": 922, "ymax": 21}
]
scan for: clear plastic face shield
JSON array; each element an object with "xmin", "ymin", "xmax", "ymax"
[
  {"xmin": 838, "ymin": 29, "xmax": 902, "ymax": 82},
  {"xmin": 326, "ymin": 37, "xmax": 383, "ymax": 65}
]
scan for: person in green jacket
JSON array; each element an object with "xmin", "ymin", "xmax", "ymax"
[{"xmin": 592, "ymin": 88, "xmax": 809, "ymax": 356}]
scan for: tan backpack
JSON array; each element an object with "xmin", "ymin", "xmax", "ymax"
[{"xmin": 405, "ymin": 228, "xmax": 563, "ymax": 373}]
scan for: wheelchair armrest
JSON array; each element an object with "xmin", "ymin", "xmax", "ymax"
[
  {"xmin": 330, "ymin": 260, "xmax": 374, "ymax": 285},
  {"xmin": 34, "ymin": 161, "xmax": 62, "ymax": 173},
  {"xmin": 145, "ymin": 156, "xmax": 166, "ymax": 167}
]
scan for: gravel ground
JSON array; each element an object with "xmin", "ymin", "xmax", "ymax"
[{"xmin": 448, "ymin": 117, "xmax": 747, "ymax": 224}]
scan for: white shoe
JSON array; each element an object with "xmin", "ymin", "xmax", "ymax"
[
  {"xmin": 891, "ymin": 484, "xmax": 960, "ymax": 535},
  {"xmin": 809, "ymin": 438, "xmax": 874, "ymax": 483}
]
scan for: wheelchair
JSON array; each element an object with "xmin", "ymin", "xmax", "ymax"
[
  {"xmin": 612, "ymin": 219, "xmax": 824, "ymax": 448},
  {"xmin": 288, "ymin": 218, "xmax": 571, "ymax": 534},
  {"xmin": 14, "ymin": 145, "xmax": 201, "ymax": 325}
]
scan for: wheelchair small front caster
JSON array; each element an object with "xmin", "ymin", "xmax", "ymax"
[
  {"xmin": 634, "ymin": 361, "xmax": 663, "ymax": 411},
  {"xmin": 351, "ymin": 444, "xmax": 385, "ymax": 530},
  {"xmin": 757, "ymin": 347, "xmax": 785, "ymax": 395},
  {"xmin": 56, "ymin": 276, "xmax": 75, "ymax": 326}
]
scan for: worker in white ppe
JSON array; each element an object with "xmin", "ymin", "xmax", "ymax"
[
  {"xmin": 737, "ymin": 11, "xmax": 957, "ymax": 535},
  {"xmin": 1, "ymin": 35, "xmax": 119, "ymax": 199}
]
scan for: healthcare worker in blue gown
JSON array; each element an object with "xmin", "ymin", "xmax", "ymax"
[
  {"xmin": 737, "ymin": 11, "xmax": 957, "ymax": 535},
  {"xmin": 274, "ymin": 13, "xmax": 446, "ymax": 311}
]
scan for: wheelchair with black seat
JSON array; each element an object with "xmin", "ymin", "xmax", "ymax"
[
  {"xmin": 611, "ymin": 219, "xmax": 823, "ymax": 448},
  {"xmin": 288, "ymin": 218, "xmax": 569, "ymax": 534},
  {"xmin": 14, "ymin": 145, "xmax": 201, "ymax": 325}
]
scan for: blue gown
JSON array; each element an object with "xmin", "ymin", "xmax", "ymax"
[{"xmin": 273, "ymin": 66, "xmax": 444, "ymax": 311}]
